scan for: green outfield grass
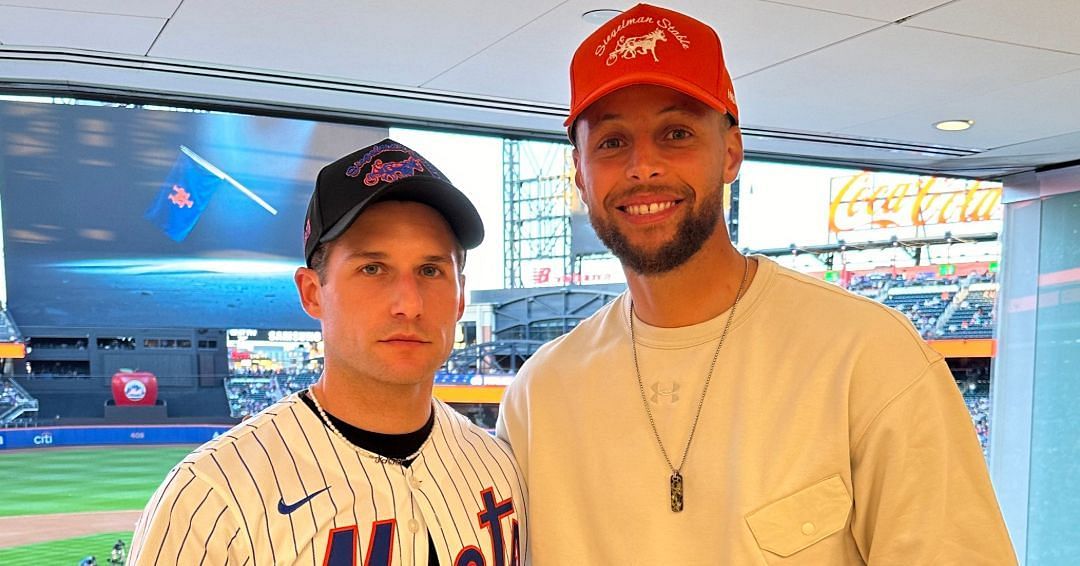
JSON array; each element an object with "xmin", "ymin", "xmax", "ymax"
[
  {"xmin": 0, "ymin": 445, "xmax": 194, "ymax": 517},
  {"xmin": 0, "ymin": 532, "xmax": 131, "ymax": 566}
]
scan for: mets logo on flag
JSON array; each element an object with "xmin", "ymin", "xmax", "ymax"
[
  {"xmin": 168, "ymin": 185, "xmax": 194, "ymax": 208},
  {"xmin": 124, "ymin": 380, "xmax": 147, "ymax": 402},
  {"xmin": 146, "ymin": 149, "xmax": 238, "ymax": 242}
]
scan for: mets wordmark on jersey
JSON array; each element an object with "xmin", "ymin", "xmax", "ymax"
[{"xmin": 128, "ymin": 394, "xmax": 528, "ymax": 565}]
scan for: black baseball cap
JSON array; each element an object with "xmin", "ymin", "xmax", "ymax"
[{"xmin": 303, "ymin": 138, "xmax": 485, "ymax": 266}]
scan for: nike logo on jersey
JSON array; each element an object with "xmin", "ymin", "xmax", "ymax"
[{"xmin": 278, "ymin": 486, "xmax": 331, "ymax": 514}]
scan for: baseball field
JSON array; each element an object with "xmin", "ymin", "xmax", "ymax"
[{"xmin": 0, "ymin": 445, "xmax": 194, "ymax": 565}]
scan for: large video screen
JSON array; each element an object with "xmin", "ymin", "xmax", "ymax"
[{"xmin": 0, "ymin": 99, "xmax": 387, "ymax": 329}]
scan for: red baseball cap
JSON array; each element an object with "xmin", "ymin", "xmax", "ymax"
[{"xmin": 566, "ymin": 3, "xmax": 738, "ymax": 133}]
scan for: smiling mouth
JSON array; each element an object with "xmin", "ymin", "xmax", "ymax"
[{"xmin": 619, "ymin": 200, "xmax": 680, "ymax": 216}]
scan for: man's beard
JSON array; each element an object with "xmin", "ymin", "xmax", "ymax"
[{"xmin": 590, "ymin": 185, "xmax": 725, "ymax": 275}]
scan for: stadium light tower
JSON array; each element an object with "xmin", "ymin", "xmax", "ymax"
[{"xmin": 502, "ymin": 139, "xmax": 574, "ymax": 288}]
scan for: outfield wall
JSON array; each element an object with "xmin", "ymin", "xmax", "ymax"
[
  {"xmin": 17, "ymin": 378, "xmax": 232, "ymax": 421},
  {"xmin": 0, "ymin": 425, "xmax": 233, "ymax": 450}
]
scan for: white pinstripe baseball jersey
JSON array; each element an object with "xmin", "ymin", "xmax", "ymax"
[{"xmin": 128, "ymin": 392, "xmax": 528, "ymax": 566}]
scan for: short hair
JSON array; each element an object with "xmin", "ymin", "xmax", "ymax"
[{"xmin": 308, "ymin": 243, "xmax": 331, "ymax": 282}]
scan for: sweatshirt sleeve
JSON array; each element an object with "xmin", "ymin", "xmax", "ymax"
[
  {"xmin": 849, "ymin": 359, "xmax": 1017, "ymax": 565},
  {"xmin": 496, "ymin": 363, "xmax": 531, "ymax": 479}
]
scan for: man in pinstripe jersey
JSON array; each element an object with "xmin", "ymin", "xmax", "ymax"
[{"xmin": 128, "ymin": 139, "xmax": 528, "ymax": 566}]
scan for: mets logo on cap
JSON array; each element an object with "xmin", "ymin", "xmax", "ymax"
[{"xmin": 343, "ymin": 141, "xmax": 445, "ymax": 187}]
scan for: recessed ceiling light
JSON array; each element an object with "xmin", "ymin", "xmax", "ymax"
[
  {"xmin": 582, "ymin": 9, "xmax": 621, "ymax": 25},
  {"xmin": 934, "ymin": 119, "xmax": 974, "ymax": 132}
]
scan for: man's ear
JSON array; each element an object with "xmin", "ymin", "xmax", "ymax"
[
  {"xmin": 456, "ymin": 273, "xmax": 466, "ymax": 321},
  {"xmin": 294, "ymin": 267, "xmax": 323, "ymax": 320},
  {"xmin": 722, "ymin": 125, "xmax": 744, "ymax": 185},
  {"xmin": 573, "ymin": 148, "xmax": 589, "ymax": 207}
]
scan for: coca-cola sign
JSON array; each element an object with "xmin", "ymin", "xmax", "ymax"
[{"xmin": 829, "ymin": 172, "xmax": 1002, "ymax": 234}]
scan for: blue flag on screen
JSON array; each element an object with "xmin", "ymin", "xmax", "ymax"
[{"xmin": 145, "ymin": 152, "xmax": 224, "ymax": 241}]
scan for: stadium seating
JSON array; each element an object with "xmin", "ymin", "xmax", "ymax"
[
  {"xmin": 0, "ymin": 377, "xmax": 38, "ymax": 425},
  {"xmin": 435, "ymin": 371, "xmax": 474, "ymax": 385},
  {"xmin": 964, "ymin": 394, "xmax": 992, "ymax": 460},
  {"xmin": 845, "ymin": 272, "xmax": 901, "ymax": 294},
  {"xmin": 953, "ymin": 360, "xmax": 992, "ymax": 459},
  {"xmin": 0, "ymin": 308, "xmax": 21, "ymax": 343},
  {"xmin": 843, "ymin": 269, "xmax": 997, "ymax": 340},
  {"xmin": 223, "ymin": 370, "xmax": 320, "ymax": 418},
  {"xmin": 941, "ymin": 289, "xmax": 996, "ymax": 339},
  {"xmin": 883, "ymin": 291, "xmax": 952, "ymax": 338}
]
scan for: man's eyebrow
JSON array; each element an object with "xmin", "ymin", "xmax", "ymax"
[
  {"xmin": 592, "ymin": 104, "xmax": 703, "ymax": 125},
  {"xmin": 421, "ymin": 254, "xmax": 454, "ymax": 264},
  {"xmin": 341, "ymin": 250, "xmax": 387, "ymax": 261},
  {"xmin": 593, "ymin": 111, "xmax": 622, "ymax": 125},
  {"xmin": 658, "ymin": 103, "xmax": 706, "ymax": 117},
  {"xmin": 343, "ymin": 250, "xmax": 453, "ymax": 263}
]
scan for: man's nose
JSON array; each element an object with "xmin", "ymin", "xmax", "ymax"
[
  {"xmin": 626, "ymin": 140, "xmax": 664, "ymax": 181},
  {"xmin": 390, "ymin": 275, "xmax": 423, "ymax": 319}
]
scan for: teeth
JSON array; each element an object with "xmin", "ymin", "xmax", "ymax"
[{"xmin": 625, "ymin": 202, "xmax": 675, "ymax": 215}]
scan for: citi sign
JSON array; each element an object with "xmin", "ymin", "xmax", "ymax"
[{"xmin": 34, "ymin": 432, "xmax": 54, "ymax": 445}]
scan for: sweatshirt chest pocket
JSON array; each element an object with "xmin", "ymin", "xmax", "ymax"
[{"xmin": 745, "ymin": 475, "xmax": 852, "ymax": 558}]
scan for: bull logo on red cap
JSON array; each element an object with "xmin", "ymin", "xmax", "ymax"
[
  {"xmin": 607, "ymin": 28, "xmax": 667, "ymax": 66},
  {"xmin": 594, "ymin": 15, "xmax": 691, "ymax": 64}
]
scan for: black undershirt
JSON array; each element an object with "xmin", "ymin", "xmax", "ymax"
[{"xmin": 301, "ymin": 391, "xmax": 439, "ymax": 566}]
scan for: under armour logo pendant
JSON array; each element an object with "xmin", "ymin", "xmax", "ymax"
[{"xmin": 670, "ymin": 471, "xmax": 684, "ymax": 512}]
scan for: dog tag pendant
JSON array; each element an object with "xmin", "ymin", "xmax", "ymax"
[{"xmin": 670, "ymin": 471, "xmax": 684, "ymax": 512}]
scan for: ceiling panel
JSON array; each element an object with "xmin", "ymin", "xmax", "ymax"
[
  {"xmin": 929, "ymin": 130, "xmax": 1080, "ymax": 178},
  {"xmin": 906, "ymin": 0, "xmax": 1080, "ymax": 54},
  {"xmin": 0, "ymin": 0, "xmax": 178, "ymax": 18},
  {"xmin": 149, "ymin": 0, "xmax": 565, "ymax": 88},
  {"xmin": 3, "ymin": 0, "xmax": 1080, "ymax": 176},
  {"xmin": 838, "ymin": 67, "xmax": 1080, "ymax": 150},
  {"xmin": 758, "ymin": 0, "xmax": 950, "ymax": 23},
  {"xmin": 422, "ymin": 0, "xmax": 608, "ymax": 105},
  {"xmin": 675, "ymin": 0, "xmax": 882, "ymax": 78},
  {"xmin": 735, "ymin": 25, "xmax": 1080, "ymax": 138},
  {"xmin": 0, "ymin": 6, "xmax": 163, "ymax": 54},
  {"xmin": 428, "ymin": 0, "xmax": 881, "ymax": 104},
  {"xmin": 969, "ymin": 131, "xmax": 1080, "ymax": 166}
]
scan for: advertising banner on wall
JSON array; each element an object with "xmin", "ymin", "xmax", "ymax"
[
  {"xmin": 828, "ymin": 172, "xmax": 1002, "ymax": 241},
  {"xmin": 522, "ymin": 258, "xmax": 623, "ymax": 288},
  {"xmin": 0, "ymin": 425, "xmax": 232, "ymax": 450}
]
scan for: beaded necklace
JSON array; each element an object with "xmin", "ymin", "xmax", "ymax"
[{"xmin": 307, "ymin": 388, "xmax": 434, "ymax": 466}]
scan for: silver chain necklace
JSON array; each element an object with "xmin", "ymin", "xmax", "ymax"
[
  {"xmin": 630, "ymin": 256, "xmax": 750, "ymax": 512},
  {"xmin": 307, "ymin": 387, "xmax": 433, "ymax": 466}
]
